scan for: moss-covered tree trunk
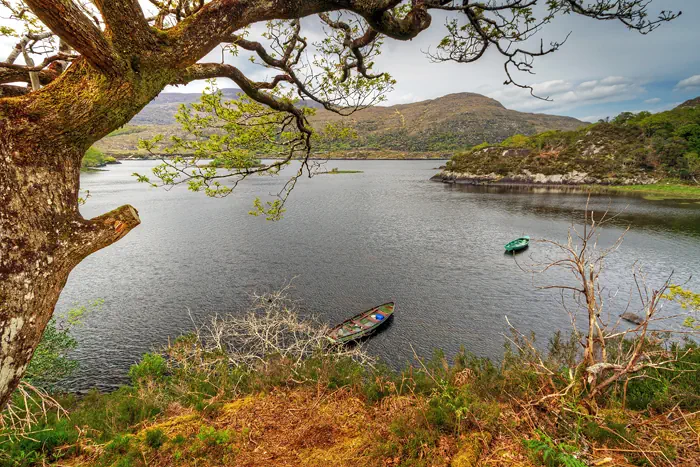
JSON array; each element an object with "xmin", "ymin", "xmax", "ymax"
[{"xmin": 0, "ymin": 58, "xmax": 174, "ymax": 408}]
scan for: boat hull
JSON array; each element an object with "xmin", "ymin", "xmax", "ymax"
[
  {"xmin": 505, "ymin": 236, "xmax": 530, "ymax": 252},
  {"xmin": 328, "ymin": 302, "xmax": 395, "ymax": 344}
]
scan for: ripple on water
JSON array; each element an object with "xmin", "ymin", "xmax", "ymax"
[{"xmin": 61, "ymin": 161, "xmax": 700, "ymax": 391}]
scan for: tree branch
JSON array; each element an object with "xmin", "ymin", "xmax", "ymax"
[
  {"xmin": 0, "ymin": 84, "xmax": 30, "ymax": 97},
  {"xmin": 23, "ymin": 0, "xmax": 120, "ymax": 72},
  {"xmin": 93, "ymin": 0, "xmax": 157, "ymax": 50},
  {"xmin": 0, "ymin": 66, "xmax": 59, "ymax": 85},
  {"xmin": 165, "ymin": 0, "xmax": 422, "ymax": 66},
  {"xmin": 72, "ymin": 205, "xmax": 141, "ymax": 261},
  {"xmin": 174, "ymin": 63, "xmax": 303, "ymax": 120}
]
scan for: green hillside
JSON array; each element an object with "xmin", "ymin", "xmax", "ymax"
[
  {"xmin": 94, "ymin": 92, "xmax": 585, "ymax": 158},
  {"xmin": 438, "ymin": 97, "xmax": 700, "ymax": 185}
]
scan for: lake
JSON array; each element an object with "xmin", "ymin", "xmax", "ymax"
[{"xmin": 60, "ymin": 160, "xmax": 700, "ymax": 391}]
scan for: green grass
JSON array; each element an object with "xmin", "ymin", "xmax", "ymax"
[{"xmin": 591, "ymin": 181, "xmax": 700, "ymax": 200}]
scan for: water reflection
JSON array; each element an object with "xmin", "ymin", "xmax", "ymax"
[{"xmin": 442, "ymin": 183, "xmax": 700, "ymax": 238}]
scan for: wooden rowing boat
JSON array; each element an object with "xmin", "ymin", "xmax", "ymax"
[{"xmin": 328, "ymin": 302, "xmax": 395, "ymax": 344}]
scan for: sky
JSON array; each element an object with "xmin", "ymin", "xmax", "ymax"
[{"xmin": 2, "ymin": 0, "xmax": 699, "ymax": 122}]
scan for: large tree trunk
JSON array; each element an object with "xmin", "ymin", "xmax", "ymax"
[{"xmin": 0, "ymin": 58, "xmax": 173, "ymax": 408}]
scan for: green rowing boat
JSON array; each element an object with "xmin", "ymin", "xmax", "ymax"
[
  {"xmin": 505, "ymin": 236, "xmax": 530, "ymax": 252},
  {"xmin": 328, "ymin": 302, "xmax": 395, "ymax": 344}
]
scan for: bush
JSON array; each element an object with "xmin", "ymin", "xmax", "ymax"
[
  {"xmin": 0, "ymin": 419, "xmax": 79, "ymax": 466},
  {"xmin": 106, "ymin": 434, "xmax": 133, "ymax": 455},
  {"xmin": 523, "ymin": 431, "xmax": 586, "ymax": 467},
  {"xmin": 69, "ymin": 387, "xmax": 163, "ymax": 441},
  {"xmin": 197, "ymin": 425, "xmax": 231, "ymax": 447},
  {"xmin": 81, "ymin": 147, "xmax": 109, "ymax": 169},
  {"xmin": 129, "ymin": 353, "xmax": 167, "ymax": 384},
  {"xmin": 623, "ymin": 342, "xmax": 700, "ymax": 411},
  {"xmin": 500, "ymin": 134, "xmax": 531, "ymax": 147},
  {"xmin": 24, "ymin": 300, "xmax": 103, "ymax": 389},
  {"xmin": 145, "ymin": 428, "xmax": 167, "ymax": 449}
]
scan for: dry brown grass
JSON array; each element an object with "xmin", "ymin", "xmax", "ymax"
[{"xmin": 48, "ymin": 384, "xmax": 700, "ymax": 467}]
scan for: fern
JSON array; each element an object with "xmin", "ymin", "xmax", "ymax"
[{"xmin": 523, "ymin": 431, "xmax": 587, "ymax": 467}]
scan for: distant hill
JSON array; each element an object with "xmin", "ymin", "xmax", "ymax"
[
  {"xmin": 434, "ymin": 97, "xmax": 700, "ymax": 185},
  {"xmin": 309, "ymin": 93, "xmax": 585, "ymax": 153},
  {"xmin": 130, "ymin": 88, "xmax": 323, "ymax": 125},
  {"xmin": 96, "ymin": 90, "xmax": 586, "ymax": 157}
]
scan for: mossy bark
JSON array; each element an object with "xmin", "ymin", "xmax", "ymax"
[{"xmin": 0, "ymin": 57, "xmax": 173, "ymax": 408}]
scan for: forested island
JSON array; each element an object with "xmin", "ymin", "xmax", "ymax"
[{"xmin": 433, "ymin": 98, "xmax": 700, "ymax": 198}]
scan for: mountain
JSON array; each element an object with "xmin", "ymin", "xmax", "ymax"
[
  {"xmin": 309, "ymin": 92, "xmax": 584, "ymax": 153},
  {"xmin": 95, "ymin": 90, "xmax": 586, "ymax": 157},
  {"xmin": 433, "ymin": 96, "xmax": 700, "ymax": 185},
  {"xmin": 130, "ymin": 88, "xmax": 323, "ymax": 125}
]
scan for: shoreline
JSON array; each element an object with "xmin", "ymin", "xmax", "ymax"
[
  {"xmin": 112, "ymin": 156, "xmax": 448, "ymax": 162},
  {"xmin": 104, "ymin": 151, "xmax": 449, "ymax": 162},
  {"xmin": 430, "ymin": 172, "xmax": 700, "ymax": 200}
]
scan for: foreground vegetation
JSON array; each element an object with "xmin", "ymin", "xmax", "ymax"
[
  {"xmin": 2, "ymin": 293, "xmax": 699, "ymax": 467},
  {"xmin": 2, "ymin": 329, "xmax": 698, "ymax": 466},
  {"xmin": 3, "ymin": 217, "xmax": 699, "ymax": 467},
  {"xmin": 444, "ymin": 98, "xmax": 700, "ymax": 185}
]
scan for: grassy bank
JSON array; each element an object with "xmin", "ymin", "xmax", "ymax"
[
  {"xmin": 591, "ymin": 182, "xmax": 700, "ymax": 200},
  {"xmin": 2, "ymin": 340, "xmax": 698, "ymax": 466},
  {"xmin": 2, "ymin": 315, "xmax": 699, "ymax": 466}
]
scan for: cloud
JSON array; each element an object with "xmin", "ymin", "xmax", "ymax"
[
  {"xmin": 485, "ymin": 76, "xmax": 646, "ymax": 113},
  {"xmin": 644, "ymin": 97, "xmax": 662, "ymax": 104},
  {"xmin": 675, "ymin": 75, "xmax": 700, "ymax": 91}
]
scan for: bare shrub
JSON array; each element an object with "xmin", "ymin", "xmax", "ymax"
[
  {"xmin": 0, "ymin": 382, "xmax": 68, "ymax": 442},
  {"xmin": 186, "ymin": 284, "xmax": 376, "ymax": 371},
  {"xmin": 511, "ymin": 199, "xmax": 699, "ymax": 405}
]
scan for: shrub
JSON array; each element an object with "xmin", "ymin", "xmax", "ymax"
[
  {"xmin": 145, "ymin": 428, "xmax": 167, "ymax": 449},
  {"xmin": 129, "ymin": 353, "xmax": 167, "ymax": 384},
  {"xmin": 197, "ymin": 425, "xmax": 231, "ymax": 447},
  {"xmin": 500, "ymin": 134, "xmax": 530, "ymax": 147},
  {"xmin": 582, "ymin": 415, "xmax": 635, "ymax": 447},
  {"xmin": 81, "ymin": 147, "xmax": 109, "ymax": 168},
  {"xmin": 523, "ymin": 431, "xmax": 586, "ymax": 467},
  {"xmin": 106, "ymin": 434, "xmax": 133, "ymax": 455},
  {"xmin": 24, "ymin": 300, "xmax": 103, "ymax": 390}
]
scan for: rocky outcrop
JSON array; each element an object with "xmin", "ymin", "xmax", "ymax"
[
  {"xmin": 677, "ymin": 96, "xmax": 700, "ymax": 109},
  {"xmin": 431, "ymin": 169, "xmax": 658, "ymax": 186}
]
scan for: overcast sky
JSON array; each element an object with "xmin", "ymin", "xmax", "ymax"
[
  {"xmin": 3, "ymin": 1, "xmax": 699, "ymax": 122},
  {"xmin": 164, "ymin": 0, "xmax": 700, "ymax": 122},
  {"xmin": 380, "ymin": 0, "xmax": 700, "ymax": 121}
]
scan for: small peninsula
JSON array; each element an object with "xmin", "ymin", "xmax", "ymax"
[{"xmin": 433, "ymin": 97, "xmax": 700, "ymax": 197}]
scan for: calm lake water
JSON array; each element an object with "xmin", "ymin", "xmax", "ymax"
[{"xmin": 60, "ymin": 160, "xmax": 700, "ymax": 391}]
